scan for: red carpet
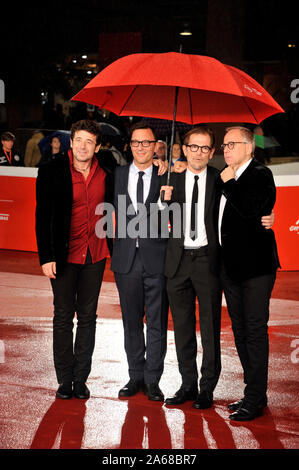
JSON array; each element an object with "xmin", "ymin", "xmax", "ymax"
[{"xmin": 0, "ymin": 249, "xmax": 298, "ymax": 452}]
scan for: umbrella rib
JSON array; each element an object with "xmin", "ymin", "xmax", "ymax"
[
  {"xmin": 241, "ymin": 95, "xmax": 259, "ymax": 123},
  {"xmin": 118, "ymin": 85, "xmax": 138, "ymax": 115},
  {"xmin": 225, "ymin": 65, "xmax": 261, "ymax": 123}
]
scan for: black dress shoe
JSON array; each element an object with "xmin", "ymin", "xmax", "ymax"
[
  {"xmin": 192, "ymin": 391, "xmax": 213, "ymax": 409},
  {"xmin": 73, "ymin": 382, "xmax": 90, "ymax": 399},
  {"xmin": 56, "ymin": 382, "xmax": 73, "ymax": 399},
  {"xmin": 229, "ymin": 403, "xmax": 263, "ymax": 421},
  {"xmin": 118, "ymin": 380, "xmax": 144, "ymax": 398},
  {"xmin": 228, "ymin": 399, "xmax": 244, "ymax": 411},
  {"xmin": 228, "ymin": 396, "xmax": 267, "ymax": 411},
  {"xmin": 144, "ymin": 383, "xmax": 164, "ymax": 402},
  {"xmin": 165, "ymin": 386, "xmax": 198, "ymax": 405}
]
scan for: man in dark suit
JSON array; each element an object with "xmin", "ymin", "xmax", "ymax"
[
  {"xmin": 35, "ymin": 120, "xmax": 114, "ymax": 400},
  {"xmin": 111, "ymin": 122, "xmax": 169, "ymax": 402},
  {"xmin": 218, "ymin": 126, "xmax": 280, "ymax": 421},
  {"xmin": 160, "ymin": 127, "xmax": 222, "ymax": 409}
]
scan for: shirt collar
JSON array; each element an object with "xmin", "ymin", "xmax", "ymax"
[
  {"xmin": 130, "ymin": 161, "xmax": 153, "ymax": 177},
  {"xmin": 186, "ymin": 166, "xmax": 207, "ymax": 181}
]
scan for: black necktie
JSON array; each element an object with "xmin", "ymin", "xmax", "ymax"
[
  {"xmin": 137, "ymin": 171, "xmax": 144, "ymax": 206},
  {"xmin": 190, "ymin": 175, "xmax": 199, "ymax": 241},
  {"xmin": 136, "ymin": 171, "xmax": 144, "ymax": 240}
]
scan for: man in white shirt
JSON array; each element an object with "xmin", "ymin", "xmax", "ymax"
[
  {"xmin": 160, "ymin": 126, "xmax": 275, "ymax": 411},
  {"xmin": 160, "ymin": 127, "xmax": 222, "ymax": 409},
  {"xmin": 111, "ymin": 122, "xmax": 169, "ymax": 402},
  {"xmin": 218, "ymin": 126, "xmax": 279, "ymax": 421}
]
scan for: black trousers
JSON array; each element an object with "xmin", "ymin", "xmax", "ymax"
[
  {"xmin": 167, "ymin": 248, "xmax": 222, "ymax": 392},
  {"xmin": 221, "ymin": 265, "xmax": 276, "ymax": 405},
  {"xmin": 114, "ymin": 249, "xmax": 169, "ymax": 384},
  {"xmin": 50, "ymin": 251, "xmax": 106, "ymax": 384}
]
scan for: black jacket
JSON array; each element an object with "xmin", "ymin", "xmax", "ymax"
[
  {"xmin": 218, "ymin": 158, "xmax": 280, "ymax": 281},
  {"xmin": 35, "ymin": 151, "xmax": 115, "ymax": 273},
  {"xmin": 163, "ymin": 166, "xmax": 221, "ymax": 279},
  {"xmin": 110, "ymin": 163, "xmax": 168, "ymax": 274}
]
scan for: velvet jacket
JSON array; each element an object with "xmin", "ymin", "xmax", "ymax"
[
  {"xmin": 35, "ymin": 151, "xmax": 115, "ymax": 274},
  {"xmin": 217, "ymin": 158, "xmax": 280, "ymax": 281}
]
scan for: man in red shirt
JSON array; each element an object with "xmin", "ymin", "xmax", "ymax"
[{"xmin": 36, "ymin": 120, "xmax": 114, "ymax": 400}]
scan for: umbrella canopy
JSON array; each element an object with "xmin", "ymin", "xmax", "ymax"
[{"xmin": 72, "ymin": 52, "xmax": 284, "ymax": 125}]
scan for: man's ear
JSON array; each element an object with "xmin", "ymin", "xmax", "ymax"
[{"xmin": 209, "ymin": 148, "xmax": 215, "ymax": 160}]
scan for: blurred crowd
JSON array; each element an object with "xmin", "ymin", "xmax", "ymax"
[{"xmin": 1, "ymin": 102, "xmax": 299, "ymax": 169}]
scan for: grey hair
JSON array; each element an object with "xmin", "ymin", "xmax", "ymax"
[{"xmin": 225, "ymin": 126, "xmax": 255, "ymax": 155}]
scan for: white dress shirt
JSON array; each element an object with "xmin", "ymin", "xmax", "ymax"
[
  {"xmin": 184, "ymin": 168, "xmax": 208, "ymax": 248},
  {"xmin": 218, "ymin": 158, "xmax": 252, "ymax": 245},
  {"xmin": 128, "ymin": 162, "xmax": 152, "ymax": 211},
  {"xmin": 128, "ymin": 162, "xmax": 152, "ymax": 246}
]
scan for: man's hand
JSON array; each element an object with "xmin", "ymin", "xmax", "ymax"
[
  {"xmin": 160, "ymin": 185, "xmax": 173, "ymax": 201},
  {"xmin": 261, "ymin": 210, "xmax": 275, "ymax": 230},
  {"xmin": 153, "ymin": 158, "xmax": 168, "ymax": 175},
  {"xmin": 172, "ymin": 161, "xmax": 187, "ymax": 173},
  {"xmin": 42, "ymin": 261, "xmax": 56, "ymax": 279},
  {"xmin": 220, "ymin": 166, "xmax": 235, "ymax": 183}
]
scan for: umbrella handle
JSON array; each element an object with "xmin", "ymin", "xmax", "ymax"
[
  {"xmin": 162, "ymin": 85, "xmax": 179, "ymax": 203},
  {"xmin": 160, "ymin": 168, "xmax": 171, "ymax": 202}
]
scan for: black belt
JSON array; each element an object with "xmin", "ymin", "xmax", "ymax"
[{"xmin": 183, "ymin": 245, "xmax": 208, "ymax": 256}]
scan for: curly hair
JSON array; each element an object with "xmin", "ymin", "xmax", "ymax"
[{"xmin": 70, "ymin": 120, "xmax": 102, "ymax": 145}]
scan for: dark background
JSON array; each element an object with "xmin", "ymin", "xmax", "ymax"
[{"xmin": 1, "ymin": 0, "xmax": 299, "ymax": 155}]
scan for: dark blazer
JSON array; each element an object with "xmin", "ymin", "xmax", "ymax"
[
  {"xmin": 218, "ymin": 158, "xmax": 280, "ymax": 281},
  {"xmin": 110, "ymin": 163, "xmax": 168, "ymax": 275},
  {"xmin": 163, "ymin": 166, "xmax": 221, "ymax": 279},
  {"xmin": 35, "ymin": 151, "xmax": 115, "ymax": 273}
]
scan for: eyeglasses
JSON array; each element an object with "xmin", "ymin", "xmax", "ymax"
[
  {"xmin": 130, "ymin": 140, "xmax": 156, "ymax": 148},
  {"xmin": 220, "ymin": 141, "xmax": 248, "ymax": 151},
  {"xmin": 185, "ymin": 144, "xmax": 212, "ymax": 153}
]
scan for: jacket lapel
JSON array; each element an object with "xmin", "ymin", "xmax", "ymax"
[
  {"xmin": 180, "ymin": 171, "xmax": 186, "ymax": 204},
  {"xmin": 204, "ymin": 166, "xmax": 214, "ymax": 221},
  {"xmin": 121, "ymin": 165, "xmax": 135, "ymax": 217},
  {"xmin": 144, "ymin": 164, "xmax": 159, "ymax": 209}
]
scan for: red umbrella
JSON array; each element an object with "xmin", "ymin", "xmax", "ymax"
[
  {"xmin": 72, "ymin": 52, "xmax": 283, "ymax": 125},
  {"xmin": 72, "ymin": 52, "xmax": 284, "ymax": 190}
]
